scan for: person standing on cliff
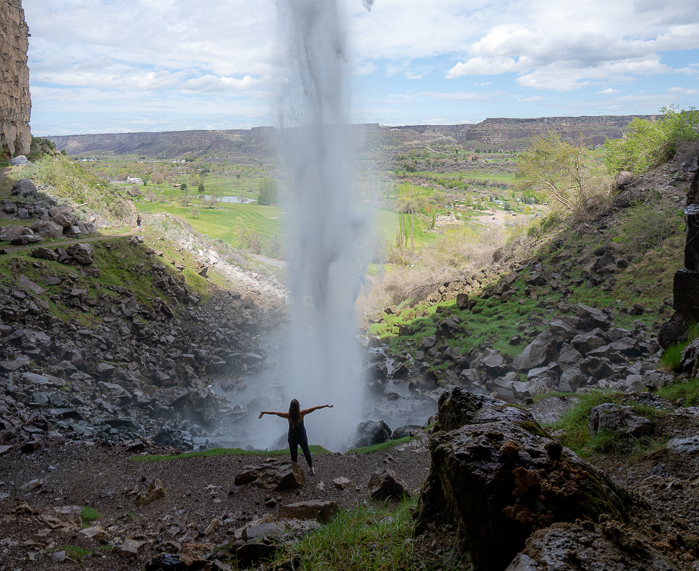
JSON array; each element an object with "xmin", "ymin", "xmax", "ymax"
[
  {"xmin": 136, "ymin": 215, "xmax": 142, "ymax": 229},
  {"xmin": 259, "ymin": 400, "xmax": 333, "ymax": 475}
]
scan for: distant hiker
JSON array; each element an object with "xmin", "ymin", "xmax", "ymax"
[
  {"xmin": 136, "ymin": 215, "xmax": 142, "ymax": 228},
  {"xmin": 259, "ymin": 400, "xmax": 333, "ymax": 474}
]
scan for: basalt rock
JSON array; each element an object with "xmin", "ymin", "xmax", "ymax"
[
  {"xmin": 369, "ymin": 469, "xmax": 410, "ymax": 501},
  {"xmin": 505, "ymin": 521, "xmax": 677, "ymax": 571},
  {"xmin": 352, "ymin": 419, "xmax": 392, "ymax": 448},
  {"xmin": 234, "ymin": 459, "xmax": 305, "ymax": 491},
  {"xmin": 658, "ymin": 312, "xmax": 688, "ymax": 349},
  {"xmin": 415, "ymin": 388, "xmax": 637, "ymax": 571},
  {"xmin": 0, "ymin": 0, "xmax": 32, "ymax": 156}
]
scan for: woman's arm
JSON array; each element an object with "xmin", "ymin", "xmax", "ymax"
[
  {"xmin": 300, "ymin": 404, "xmax": 334, "ymax": 416},
  {"xmin": 258, "ymin": 410, "xmax": 290, "ymax": 420}
]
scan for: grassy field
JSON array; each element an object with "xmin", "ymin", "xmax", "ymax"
[{"xmin": 138, "ymin": 199, "xmax": 439, "ymax": 255}]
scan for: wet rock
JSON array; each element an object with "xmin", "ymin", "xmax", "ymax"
[
  {"xmin": 234, "ymin": 458, "xmax": 305, "ymax": 491},
  {"xmin": 558, "ymin": 368, "xmax": 586, "ymax": 392},
  {"xmin": 279, "ymin": 500, "xmax": 338, "ymax": 523},
  {"xmin": 352, "ymin": 419, "xmax": 392, "ymax": 448},
  {"xmin": 135, "ymin": 479, "xmax": 166, "ymax": 508},
  {"xmin": 505, "ymin": 521, "xmax": 677, "ymax": 571},
  {"xmin": 365, "ymin": 361, "xmax": 387, "ymax": 381},
  {"xmin": 67, "ymin": 243, "xmax": 94, "ymax": 265},
  {"xmin": 415, "ymin": 388, "xmax": 636, "ymax": 571},
  {"xmin": 589, "ymin": 403, "xmax": 653, "ymax": 437},
  {"xmin": 392, "ymin": 424, "xmax": 423, "ymax": 439},
  {"xmin": 580, "ymin": 356, "xmax": 616, "ymax": 380},
  {"xmin": 369, "ymin": 469, "xmax": 410, "ymax": 501}
]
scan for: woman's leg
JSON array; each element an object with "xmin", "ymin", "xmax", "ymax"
[
  {"xmin": 299, "ymin": 434, "xmax": 313, "ymax": 468},
  {"xmin": 288, "ymin": 437, "xmax": 298, "ymax": 463}
]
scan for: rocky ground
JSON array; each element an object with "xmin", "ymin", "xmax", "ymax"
[{"xmin": 0, "ymin": 436, "xmax": 430, "ymax": 570}]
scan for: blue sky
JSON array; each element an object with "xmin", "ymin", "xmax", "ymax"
[{"xmin": 24, "ymin": 0, "xmax": 699, "ymax": 136}]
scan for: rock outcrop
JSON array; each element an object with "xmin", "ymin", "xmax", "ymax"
[
  {"xmin": 415, "ymin": 387, "xmax": 639, "ymax": 571},
  {"xmin": 0, "ymin": 0, "xmax": 31, "ymax": 157}
]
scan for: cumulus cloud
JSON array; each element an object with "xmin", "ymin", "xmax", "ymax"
[
  {"xmin": 406, "ymin": 74, "xmax": 423, "ymax": 80},
  {"xmin": 668, "ymin": 86, "xmax": 698, "ymax": 94},
  {"xmin": 596, "ymin": 88, "xmax": 620, "ymax": 94},
  {"xmin": 179, "ymin": 75, "xmax": 274, "ymax": 93}
]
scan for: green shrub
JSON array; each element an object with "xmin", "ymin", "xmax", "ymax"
[
  {"xmin": 660, "ymin": 344, "xmax": 685, "ymax": 372},
  {"xmin": 80, "ymin": 506, "xmax": 99, "ymax": 524},
  {"xmin": 616, "ymin": 202, "xmax": 682, "ymax": 253},
  {"xmin": 658, "ymin": 378, "xmax": 699, "ymax": 406},
  {"xmin": 604, "ymin": 105, "xmax": 699, "ymax": 175},
  {"xmin": 269, "ymin": 497, "xmax": 463, "ymax": 571}
]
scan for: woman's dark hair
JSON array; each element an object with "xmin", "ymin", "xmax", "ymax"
[{"xmin": 289, "ymin": 399, "xmax": 301, "ymax": 426}]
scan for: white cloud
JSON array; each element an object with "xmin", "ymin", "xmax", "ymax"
[
  {"xmin": 406, "ymin": 74, "xmax": 423, "ymax": 80},
  {"xmin": 668, "ymin": 86, "xmax": 698, "ymax": 94},
  {"xmin": 596, "ymin": 88, "xmax": 620, "ymax": 94},
  {"xmin": 517, "ymin": 95, "xmax": 546, "ymax": 102},
  {"xmin": 179, "ymin": 75, "xmax": 274, "ymax": 93}
]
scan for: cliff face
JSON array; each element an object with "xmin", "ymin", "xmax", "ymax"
[{"xmin": 0, "ymin": 0, "xmax": 31, "ymax": 157}]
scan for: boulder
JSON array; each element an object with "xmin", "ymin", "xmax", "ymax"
[
  {"xmin": 614, "ymin": 170, "xmax": 634, "ymax": 188},
  {"xmin": 365, "ymin": 361, "xmax": 387, "ymax": 381},
  {"xmin": 31, "ymin": 220, "xmax": 63, "ymax": 238},
  {"xmin": 279, "ymin": 500, "xmax": 338, "ymax": 523},
  {"xmin": 680, "ymin": 338, "xmax": 699, "ymax": 378},
  {"xmin": 557, "ymin": 343, "xmax": 583, "ymax": 368},
  {"xmin": 589, "ymin": 403, "xmax": 653, "ymax": 437},
  {"xmin": 115, "ymin": 538, "xmax": 145, "ymax": 558},
  {"xmin": 0, "ymin": 225, "xmax": 25, "ymax": 242},
  {"xmin": 10, "ymin": 229, "xmax": 41, "ymax": 245},
  {"xmin": 506, "ymin": 521, "xmax": 677, "ymax": 571},
  {"xmin": 51, "ymin": 211, "xmax": 77, "ymax": 228},
  {"xmin": 526, "ymin": 363, "xmax": 560, "ymax": 395},
  {"xmin": 369, "ymin": 469, "xmax": 410, "ymax": 501},
  {"xmin": 483, "ymin": 349, "xmax": 510, "ymax": 377},
  {"xmin": 642, "ymin": 370, "xmax": 675, "ymax": 391},
  {"xmin": 558, "ymin": 368, "xmax": 586, "ymax": 392},
  {"xmin": 67, "ymin": 243, "xmax": 94, "ymax": 265},
  {"xmin": 392, "ymin": 424, "xmax": 423, "ymax": 439},
  {"xmin": 658, "ymin": 312, "xmax": 688, "ymax": 349},
  {"xmin": 11, "ymin": 178, "xmax": 38, "ymax": 198},
  {"xmin": 2, "ymin": 200, "xmax": 17, "ymax": 213},
  {"xmin": 234, "ymin": 459, "xmax": 305, "ymax": 491},
  {"xmin": 415, "ymin": 388, "xmax": 636, "ymax": 571},
  {"xmin": 673, "ymin": 269, "xmax": 699, "ymax": 319},
  {"xmin": 576, "ymin": 304, "xmax": 611, "ymax": 330},
  {"xmin": 571, "ymin": 331, "xmax": 607, "ymax": 355},
  {"xmin": 580, "ymin": 356, "xmax": 616, "ymax": 380},
  {"xmin": 9, "ymin": 155, "xmax": 31, "ymax": 167},
  {"xmin": 78, "ymin": 222, "xmax": 97, "ymax": 235},
  {"xmin": 667, "ymin": 436, "xmax": 699, "ymax": 454},
  {"xmin": 352, "ymin": 419, "xmax": 392, "ymax": 448},
  {"xmin": 548, "ymin": 316, "xmax": 581, "ymax": 342},
  {"xmin": 513, "ymin": 331, "xmax": 558, "ymax": 371}
]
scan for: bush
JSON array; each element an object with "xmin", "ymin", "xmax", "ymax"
[
  {"xmin": 516, "ymin": 131, "xmax": 611, "ymax": 223},
  {"xmin": 616, "ymin": 202, "xmax": 682, "ymax": 253},
  {"xmin": 604, "ymin": 105, "xmax": 699, "ymax": 175}
]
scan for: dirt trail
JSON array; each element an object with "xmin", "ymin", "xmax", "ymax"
[{"xmin": 5, "ymin": 229, "xmax": 139, "ymax": 253}]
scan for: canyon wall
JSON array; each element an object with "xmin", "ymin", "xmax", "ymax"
[{"xmin": 0, "ymin": 0, "xmax": 31, "ymax": 157}]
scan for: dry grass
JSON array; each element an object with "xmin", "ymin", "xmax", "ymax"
[{"xmin": 358, "ymin": 224, "xmax": 505, "ymax": 312}]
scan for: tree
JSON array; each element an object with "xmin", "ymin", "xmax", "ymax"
[
  {"xmin": 516, "ymin": 131, "xmax": 611, "ymax": 222},
  {"xmin": 198, "ymin": 182, "xmax": 205, "ymax": 194},
  {"xmin": 180, "ymin": 182, "xmax": 188, "ymax": 194},
  {"xmin": 141, "ymin": 172, "xmax": 151, "ymax": 186},
  {"xmin": 191, "ymin": 206, "xmax": 199, "ymax": 218},
  {"xmin": 604, "ymin": 105, "xmax": 699, "ymax": 175},
  {"xmin": 258, "ymin": 178, "xmax": 278, "ymax": 206}
]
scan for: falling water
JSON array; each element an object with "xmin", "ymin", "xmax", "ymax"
[{"xmin": 275, "ymin": 0, "xmax": 373, "ymax": 450}]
